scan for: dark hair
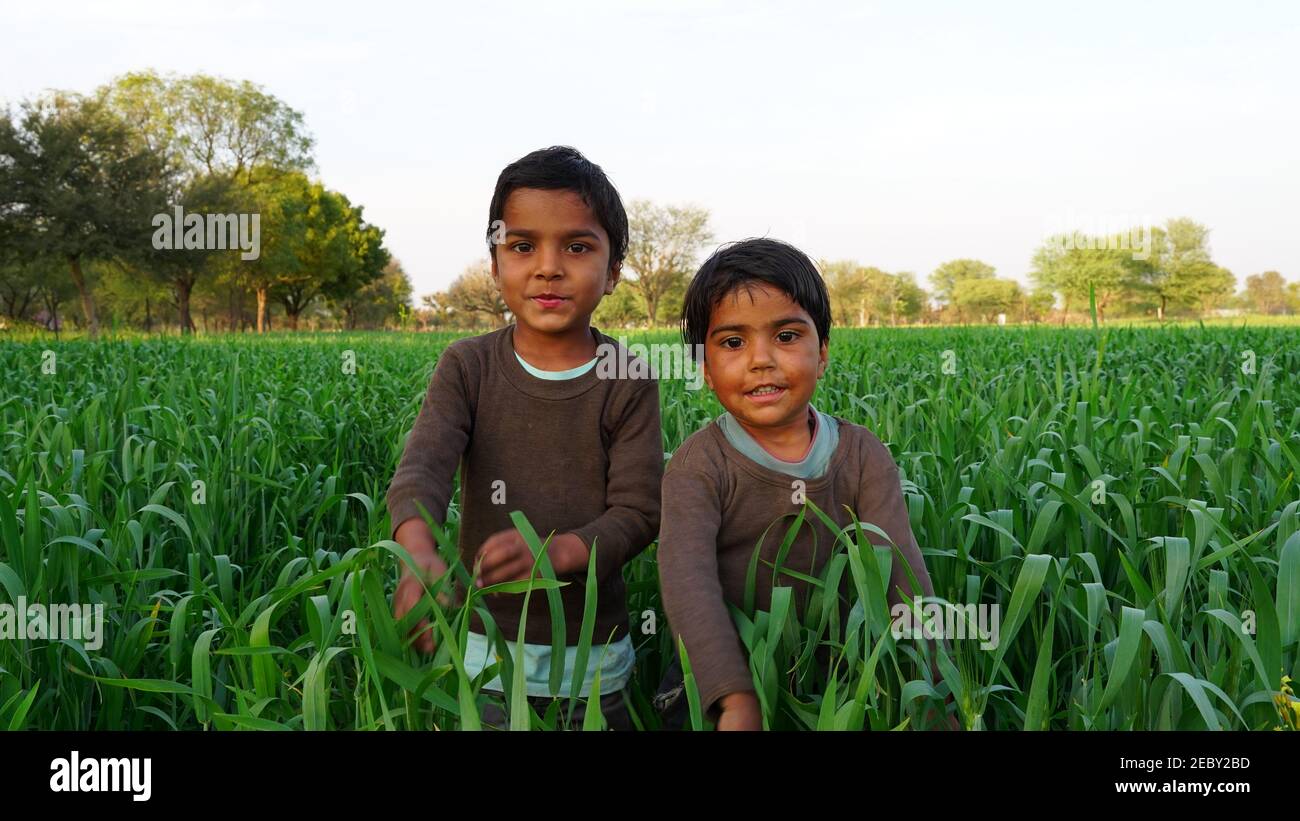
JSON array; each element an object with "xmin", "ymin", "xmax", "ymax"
[
  {"xmin": 486, "ymin": 146, "xmax": 628, "ymax": 268},
  {"xmin": 681, "ymin": 238, "xmax": 831, "ymax": 357}
]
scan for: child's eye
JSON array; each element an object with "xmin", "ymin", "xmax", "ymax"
[
  {"xmin": 776, "ymin": 330, "xmax": 800, "ymax": 343},
  {"xmin": 720, "ymin": 337, "xmax": 743, "ymax": 350},
  {"xmin": 567, "ymin": 242, "xmax": 589, "ymax": 253},
  {"xmin": 512, "ymin": 241, "xmax": 533, "ymax": 253}
]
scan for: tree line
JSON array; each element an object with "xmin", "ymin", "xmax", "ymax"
[
  {"xmin": 421, "ymin": 211, "xmax": 1292, "ymax": 330},
  {"xmin": 4, "ymin": 72, "xmax": 1293, "ymax": 335},
  {"xmin": 0, "ymin": 71, "xmax": 405, "ymax": 336}
]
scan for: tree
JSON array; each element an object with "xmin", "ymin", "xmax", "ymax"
[
  {"xmin": 334, "ymin": 257, "xmax": 412, "ymax": 329},
  {"xmin": 320, "ymin": 201, "xmax": 389, "ymax": 328},
  {"xmin": 241, "ymin": 170, "xmax": 306, "ymax": 332},
  {"xmin": 822, "ymin": 261, "xmax": 928, "ymax": 326},
  {"xmin": 272, "ymin": 180, "xmax": 387, "ymax": 330},
  {"xmin": 1288, "ymin": 282, "xmax": 1300, "ymax": 314},
  {"xmin": 891, "ymin": 272, "xmax": 929, "ymax": 324},
  {"xmin": 1146, "ymin": 218, "xmax": 1232, "ymax": 317},
  {"xmin": 1022, "ymin": 287, "xmax": 1057, "ymax": 323},
  {"xmin": 145, "ymin": 171, "xmax": 250, "ymax": 333},
  {"xmin": 418, "ymin": 291, "xmax": 462, "ymax": 331},
  {"xmin": 929, "ymin": 259, "xmax": 995, "ymax": 313},
  {"xmin": 1244, "ymin": 270, "xmax": 1288, "ymax": 315},
  {"xmin": 101, "ymin": 70, "xmax": 312, "ymax": 187},
  {"xmin": 91, "ymin": 259, "xmax": 175, "ymax": 332},
  {"xmin": 0, "ymin": 252, "xmax": 43, "ymax": 322},
  {"xmin": 593, "ymin": 284, "xmax": 646, "ymax": 328},
  {"xmin": 624, "ymin": 201, "xmax": 712, "ymax": 325},
  {"xmin": 1031, "ymin": 235, "xmax": 1142, "ymax": 324},
  {"xmin": 1167, "ymin": 259, "xmax": 1235, "ymax": 316},
  {"xmin": 0, "ymin": 93, "xmax": 168, "ymax": 338},
  {"xmin": 446, "ymin": 259, "xmax": 509, "ymax": 327},
  {"xmin": 1130, "ymin": 226, "xmax": 1173, "ymax": 319},
  {"xmin": 822, "ymin": 260, "xmax": 865, "ymax": 326},
  {"xmin": 1138, "ymin": 218, "xmax": 1231, "ymax": 319},
  {"xmin": 822, "ymin": 261, "xmax": 893, "ymax": 325},
  {"xmin": 100, "ymin": 71, "xmax": 314, "ymax": 334},
  {"xmin": 952, "ymin": 278, "xmax": 1023, "ymax": 323}
]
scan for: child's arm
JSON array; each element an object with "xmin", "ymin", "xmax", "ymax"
[
  {"xmin": 657, "ymin": 464, "xmax": 759, "ymax": 728},
  {"xmin": 385, "ymin": 347, "xmax": 474, "ymax": 651},
  {"xmin": 855, "ymin": 437, "xmax": 935, "ymax": 608},
  {"xmin": 856, "ymin": 434, "xmax": 959, "ymax": 729},
  {"xmin": 562, "ymin": 378, "xmax": 663, "ymax": 581}
]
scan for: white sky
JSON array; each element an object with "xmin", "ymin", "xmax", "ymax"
[{"xmin": 3, "ymin": 0, "xmax": 1297, "ymax": 299}]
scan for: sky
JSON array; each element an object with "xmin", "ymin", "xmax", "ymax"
[{"xmin": 2, "ymin": 0, "xmax": 1297, "ymax": 299}]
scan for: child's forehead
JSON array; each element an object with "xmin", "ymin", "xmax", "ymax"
[
  {"xmin": 712, "ymin": 281, "xmax": 799, "ymax": 311},
  {"xmin": 503, "ymin": 187, "xmax": 603, "ymax": 230},
  {"xmin": 707, "ymin": 281, "xmax": 809, "ymax": 325}
]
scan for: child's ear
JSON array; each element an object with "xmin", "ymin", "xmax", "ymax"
[
  {"xmin": 816, "ymin": 338, "xmax": 828, "ymax": 378},
  {"xmin": 702, "ymin": 354, "xmax": 714, "ymax": 391},
  {"xmin": 490, "ymin": 253, "xmax": 501, "ymax": 287},
  {"xmin": 605, "ymin": 261, "xmax": 622, "ymax": 294}
]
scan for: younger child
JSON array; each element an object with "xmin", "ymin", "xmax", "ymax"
[
  {"xmin": 656, "ymin": 238, "xmax": 940, "ymax": 730},
  {"xmin": 386, "ymin": 146, "xmax": 662, "ymax": 729}
]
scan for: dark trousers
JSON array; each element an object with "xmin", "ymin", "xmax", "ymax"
[{"xmin": 652, "ymin": 658, "xmax": 691, "ymax": 730}]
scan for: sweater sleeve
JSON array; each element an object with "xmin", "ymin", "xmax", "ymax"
[
  {"xmin": 569, "ymin": 377, "xmax": 664, "ymax": 583},
  {"xmin": 384, "ymin": 346, "xmax": 475, "ymax": 541},
  {"xmin": 657, "ymin": 464, "xmax": 754, "ymax": 721},
  {"xmin": 855, "ymin": 436, "xmax": 955, "ymax": 702},
  {"xmin": 854, "ymin": 435, "xmax": 935, "ymax": 606}
]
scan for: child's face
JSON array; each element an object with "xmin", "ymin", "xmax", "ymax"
[
  {"xmin": 701, "ymin": 282, "xmax": 828, "ymax": 431},
  {"xmin": 492, "ymin": 187, "xmax": 619, "ymax": 336}
]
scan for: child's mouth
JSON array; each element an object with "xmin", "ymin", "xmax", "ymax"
[
  {"xmin": 531, "ymin": 294, "xmax": 569, "ymax": 310},
  {"xmin": 745, "ymin": 384, "xmax": 787, "ymax": 404}
]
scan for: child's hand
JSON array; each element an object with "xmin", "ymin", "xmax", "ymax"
[
  {"xmin": 716, "ymin": 692, "xmax": 763, "ymax": 731},
  {"xmin": 393, "ymin": 554, "xmax": 451, "ymax": 654},
  {"xmin": 475, "ymin": 530, "xmax": 589, "ymax": 586},
  {"xmin": 391, "ymin": 517, "xmax": 451, "ymax": 654},
  {"xmin": 475, "ymin": 529, "xmax": 535, "ymax": 588}
]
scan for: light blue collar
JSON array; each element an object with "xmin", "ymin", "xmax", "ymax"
[
  {"xmin": 718, "ymin": 405, "xmax": 840, "ymax": 479},
  {"xmin": 514, "ymin": 350, "xmax": 598, "ymax": 380}
]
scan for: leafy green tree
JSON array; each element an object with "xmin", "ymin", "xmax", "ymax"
[
  {"xmin": 1144, "ymin": 218, "xmax": 1231, "ymax": 316},
  {"xmin": 1031, "ymin": 235, "xmax": 1142, "ymax": 324},
  {"xmin": 1022, "ymin": 286, "xmax": 1057, "ymax": 323},
  {"xmin": 446, "ymin": 259, "xmax": 509, "ymax": 327},
  {"xmin": 593, "ymin": 283, "xmax": 647, "ymax": 328},
  {"xmin": 624, "ymin": 201, "xmax": 712, "ymax": 325},
  {"xmin": 889, "ymin": 272, "xmax": 928, "ymax": 324},
  {"xmin": 822, "ymin": 260, "xmax": 867, "ymax": 326},
  {"xmin": 100, "ymin": 71, "xmax": 314, "ymax": 333},
  {"xmin": 241, "ymin": 171, "xmax": 307, "ymax": 331},
  {"xmin": 333, "ymin": 257, "xmax": 412, "ymax": 329},
  {"xmin": 0, "ymin": 252, "xmax": 43, "ymax": 322},
  {"xmin": 929, "ymin": 259, "xmax": 995, "ymax": 313},
  {"xmin": 272, "ymin": 180, "xmax": 387, "ymax": 330},
  {"xmin": 953, "ymin": 277, "xmax": 1023, "ymax": 323},
  {"xmin": 1167, "ymin": 258, "xmax": 1235, "ymax": 316},
  {"xmin": 822, "ymin": 261, "xmax": 929, "ymax": 326},
  {"xmin": 0, "ymin": 93, "xmax": 168, "ymax": 337},
  {"xmin": 1243, "ymin": 270, "xmax": 1288, "ymax": 315},
  {"xmin": 91, "ymin": 259, "xmax": 175, "ymax": 332}
]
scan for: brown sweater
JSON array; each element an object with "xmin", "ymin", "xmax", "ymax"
[
  {"xmin": 385, "ymin": 325, "xmax": 663, "ymax": 645},
  {"xmin": 656, "ymin": 418, "xmax": 935, "ymax": 718}
]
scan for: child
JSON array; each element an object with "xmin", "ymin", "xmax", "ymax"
[
  {"xmin": 386, "ymin": 146, "xmax": 662, "ymax": 730},
  {"xmin": 656, "ymin": 238, "xmax": 941, "ymax": 731}
]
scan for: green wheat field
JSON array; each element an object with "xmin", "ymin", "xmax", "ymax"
[{"xmin": 1, "ymin": 325, "xmax": 1298, "ymax": 730}]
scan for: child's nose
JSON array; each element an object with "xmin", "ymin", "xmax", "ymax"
[
  {"xmin": 534, "ymin": 245, "xmax": 564, "ymax": 278},
  {"xmin": 748, "ymin": 339, "xmax": 776, "ymax": 368}
]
